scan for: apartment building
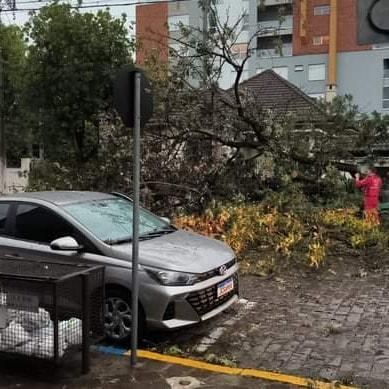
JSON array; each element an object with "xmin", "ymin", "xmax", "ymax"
[{"xmin": 136, "ymin": 0, "xmax": 389, "ymax": 114}]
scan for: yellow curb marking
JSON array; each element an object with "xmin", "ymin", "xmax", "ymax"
[{"xmin": 123, "ymin": 349, "xmax": 358, "ymax": 389}]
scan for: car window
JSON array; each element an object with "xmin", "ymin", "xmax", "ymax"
[
  {"xmin": 15, "ymin": 204, "xmax": 74, "ymax": 244},
  {"xmin": 64, "ymin": 198, "xmax": 169, "ymax": 243},
  {"xmin": 0, "ymin": 203, "xmax": 10, "ymax": 235}
]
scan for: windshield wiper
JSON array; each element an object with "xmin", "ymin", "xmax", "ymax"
[
  {"xmin": 139, "ymin": 227, "xmax": 176, "ymax": 240},
  {"xmin": 105, "ymin": 227, "xmax": 176, "ymax": 244},
  {"xmin": 104, "ymin": 237, "xmax": 133, "ymax": 245}
]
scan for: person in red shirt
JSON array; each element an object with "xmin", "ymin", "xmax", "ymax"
[{"xmin": 355, "ymin": 165, "xmax": 382, "ymax": 224}]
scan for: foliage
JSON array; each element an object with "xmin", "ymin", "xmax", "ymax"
[
  {"xmin": 28, "ymin": 116, "xmax": 132, "ymax": 191},
  {"xmin": 203, "ymin": 353, "xmax": 237, "ymax": 367},
  {"xmin": 320, "ymin": 208, "xmax": 388, "ymax": 250},
  {"xmin": 5, "ymin": 3, "xmax": 389, "ymax": 224},
  {"xmin": 174, "ymin": 202, "xmax": 389, "ymax": 271},
  {"xmin": 0, "ymin": 25, "xmax": 30, "ymax": 167},
  {"xmin": 23, "ymin": 4, "xmax": 134, "ymax": 162},
  {"xmin": 174, "ymin": 202, "xmax": 320, "ymax": 268},
  {"xmin": 139, "ymin": 4, "xmax": 389, "ymax": 207}
]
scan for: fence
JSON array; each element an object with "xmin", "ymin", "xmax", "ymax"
[{"xmin": 0, "ymin": 257, "xmax": 105, "ymax": 373}]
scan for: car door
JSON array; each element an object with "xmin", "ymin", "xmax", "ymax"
[
  {"xmin": 2, "ymin": 201, "xmax": 99, "ymax": 264},
  {"xmin": 1, "ymin": 201, "xmax": 132, "ymax": 288},
  {"xmin": 0, "ymin": 201, "xmax": 15, "ymax": 257}
]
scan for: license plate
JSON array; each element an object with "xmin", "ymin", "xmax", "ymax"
[{"xmin": 217, "ymin": 278, "xmax": 234, "ymax": 298}]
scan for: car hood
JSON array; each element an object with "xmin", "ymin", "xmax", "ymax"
[{"xmin": 110, "ymin": 230, "xmax": 235, "ymax": 273}]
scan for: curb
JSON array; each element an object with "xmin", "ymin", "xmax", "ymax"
[{"xmin": 96, "ymin": 346, "xmax": 359, "ymax": 389}]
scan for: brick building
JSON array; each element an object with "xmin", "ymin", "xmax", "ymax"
[
  {"xmin": 136, "ymin": 3, "xmax": 168, "ymax": 66},
  {"xmin": 136, "ymin": 0, "xmax": 389, "ymax": 114}
]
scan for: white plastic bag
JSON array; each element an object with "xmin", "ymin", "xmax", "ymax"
[
  {"xmin": 14, "ymin": 340, "xmax": 39, "ymax": 356},
  {"xmin": 15, "ymin": 308, "xmax": 51, "ymax": 332},
  {"xmin": 34, "ymin": 335, "xmax": 66, "ymax": 358},
  {"xmin": 59, "ymin": 318, "xmax": 82, "ymax": 347},
  {"xmin": 31, "ymin": 324, "xmax": 67, "ymax": 358},
  {"xmin": 0, "ymin": 321, "xmax": 30, "ymax": 351}
]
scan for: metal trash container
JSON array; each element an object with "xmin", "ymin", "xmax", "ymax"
[{"xmin": 0, "ymin": 257, "xmax": 105, "ymax": 373}]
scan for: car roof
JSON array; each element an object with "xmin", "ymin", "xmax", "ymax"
[{"xmin": 0, "ymin": 191, "xmax": 117, "ymax": 206}]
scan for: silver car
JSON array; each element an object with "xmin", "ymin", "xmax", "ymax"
[{"xmin": 0, "ymin": 191, "xmax": 239, "ymax": 342}]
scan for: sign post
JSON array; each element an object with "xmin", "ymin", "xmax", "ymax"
[
  {"xmin": 130, "ymin": 72, "xmax": 141, "ymax": 366},
  {"xmin": 114, "ymin": 67, "xmax": 153, "ymax": 366}
]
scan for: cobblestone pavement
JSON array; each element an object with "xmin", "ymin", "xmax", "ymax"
[
  {"xmin": 222, "ymin": 274, "xmax": 389, "ymax": 388},
  {"xmin": 148, "ymin": 268, "xmax": 389, "ymax": 389},
  {"xmin": 1, "ymin": 266, "xmax": 388, "ymax": 388}
]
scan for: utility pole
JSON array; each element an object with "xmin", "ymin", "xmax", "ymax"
[
  {"xmin": 326, "ymin": 0, "xmax": 338, "ymax": 102},
  {"xmin": 0, "ymin": 23, "xmax": 5, "ymax": 195},
  {"xmin": 201, "ymin": 0, "xmax": 209, "ymax": 84}
]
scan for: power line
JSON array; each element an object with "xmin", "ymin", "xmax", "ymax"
[
  {"xmin": 0, "ymin": 0, "xmax": 190, "ymax": 13},
  {"xmin": 15, "ymin": 0, "xmax": 140, "ymax": 6}
]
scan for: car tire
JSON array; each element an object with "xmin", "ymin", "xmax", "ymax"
[{"xmin": 104, "ymin": 287, "xmax": 146, "ymax": 344}]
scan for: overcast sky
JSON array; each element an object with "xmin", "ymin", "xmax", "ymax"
[{"xmin": 0, "ymin": 0, "xmax": 164, "ymax": 32}]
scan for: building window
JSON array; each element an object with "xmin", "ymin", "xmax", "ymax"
[
  {"xmin": 312, "ymin": 36, "xmax": 329, "ymax": 46},
  {"xmin": 384, "ymin": 87, "xmax": 389, "ymax": 109},
  {"xmin": 258, "ymin": 3, "xmax": 293, "ymax": 22},
  {"xmin": 308, "ymin": 64, "xmax": 326, "ymax": 81},
  {"xmin": 272, "ymin": 66, "xmax": 288, "ymax": 80},
  {"xmin": 168, "ymin": 14, "xmax": 189, "ymax": 31},
  {"xmin": 384, "ymin": 59, "xmax": 389, "ymax": 79},
  {"xmin": 257, "ymin": 35, "xmax": 293, "ymax": 57},
  {"xmin": 294, "ymin": 64, "xmax": 304, "ymax": 72},
  {"xmin": 314, "ymin": 5, "xmax": 330, "ymax": 16}
]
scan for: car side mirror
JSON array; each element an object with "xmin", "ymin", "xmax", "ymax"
[
  {"xmin": 50, "ymin": 236, "xmax": 83, "ymax": 251},
  {"xmin": 161, "ymin": 217, "xmax": 171, "ymax": 224}
]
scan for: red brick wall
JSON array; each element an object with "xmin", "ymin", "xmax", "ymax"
[
  {"xmin": 136, "ymin": 3, "xmax": 168, "ymax": 67},
  {"xmin": 337, "ymin": 0, "xmax": 370, "ymax": 52},
  {"xmin": 293, "ymin": 0, "xmax": 370, "ymax": 56}
]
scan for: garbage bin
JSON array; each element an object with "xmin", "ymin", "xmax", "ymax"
[{"xmin": 0, "ymin": 256, "xmax": 105, "ymax": 373}]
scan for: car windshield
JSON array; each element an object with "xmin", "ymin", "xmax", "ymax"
[{"xmin": 63, "ymin": 198, "xmax": 170, "ymax": 244}]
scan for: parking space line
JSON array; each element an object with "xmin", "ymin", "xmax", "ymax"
[
  {"xmin": 100, "ymin": 348, "xmax": 356, "ymax": 389},
  {"xmin": 195, "ymin": 299, "xmax": 257, "ymax": 353}
]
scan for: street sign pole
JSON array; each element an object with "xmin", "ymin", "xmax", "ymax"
[
  {"xmin": 114, "ymin": 67, "xmax": 153, "ymax": 366},
  {"xmin": 131, "ymin": 71, "xmax": 141, "ymax": 366}
]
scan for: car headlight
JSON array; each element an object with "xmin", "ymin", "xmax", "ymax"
[{"xmin": 144, "ymin": 266, "xmax": 200, "ymax": 286}]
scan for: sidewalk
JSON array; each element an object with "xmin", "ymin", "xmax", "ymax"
[{"xmin": 0, "ymin": 351, "xmax": 296, "ymax": 388}]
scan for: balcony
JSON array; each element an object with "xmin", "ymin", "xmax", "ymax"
[
  {"xmin": 257, "ymin": 15, "xmax": 293, "ymax": 36},
  {"xmin": 258, "ymin": 0, "xmax": 292, "ymax": 5},
  {"xmin": 257, "ymin": 43, "xmax": 293, "ymax": 58}
]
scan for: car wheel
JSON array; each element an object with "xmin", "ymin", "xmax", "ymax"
[{"xmin": 104, "ymin": 288, "xmax": 145, "ymax": 344}]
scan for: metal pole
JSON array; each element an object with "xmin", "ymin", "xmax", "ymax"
[
  {"xmin": 326, "ymin": 0, "xmax": 338, "ymax": 102},
  {"xmin": 81, "ymin": 273, "xmax": 91, "ymax": 374},
  {"xmin": 0, "ymin": 44, "xmax": 5, "ymax": 195},
  {"xmin": 202, "ymin": 0, "xmax": 209, "ymax": 84},
  {"xmin": 130, "ymin": 71, "xmax": 141, "ymax": 366},
  {"xmin": 53, "ymin": 283, "xmax": 59, "ymax": 366}
]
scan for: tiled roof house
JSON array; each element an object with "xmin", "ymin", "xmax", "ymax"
[{"xmin": 233, "ymin": 70, "xmax": 325, "ymax": 123}]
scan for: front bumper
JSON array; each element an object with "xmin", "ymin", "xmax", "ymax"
[{"xmin": 142, "ymin": 264, "xmax": 239, "ymax": 330}]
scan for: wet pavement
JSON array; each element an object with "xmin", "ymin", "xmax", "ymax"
[
  {"xmin": 142, "ymin": 266, "xmax": 389, "ymax": 389},
  {"xmin": 0, "ymin": 351, "xmax": 296, "ymax": 388},
  {"xmin": 1, "ymin": 261, "xmax": 389, "ymax": 388}
]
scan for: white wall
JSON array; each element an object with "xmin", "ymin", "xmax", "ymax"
[{"xmin": 3, "ymin": 158, "xmax": 31, "ymax": 194}]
